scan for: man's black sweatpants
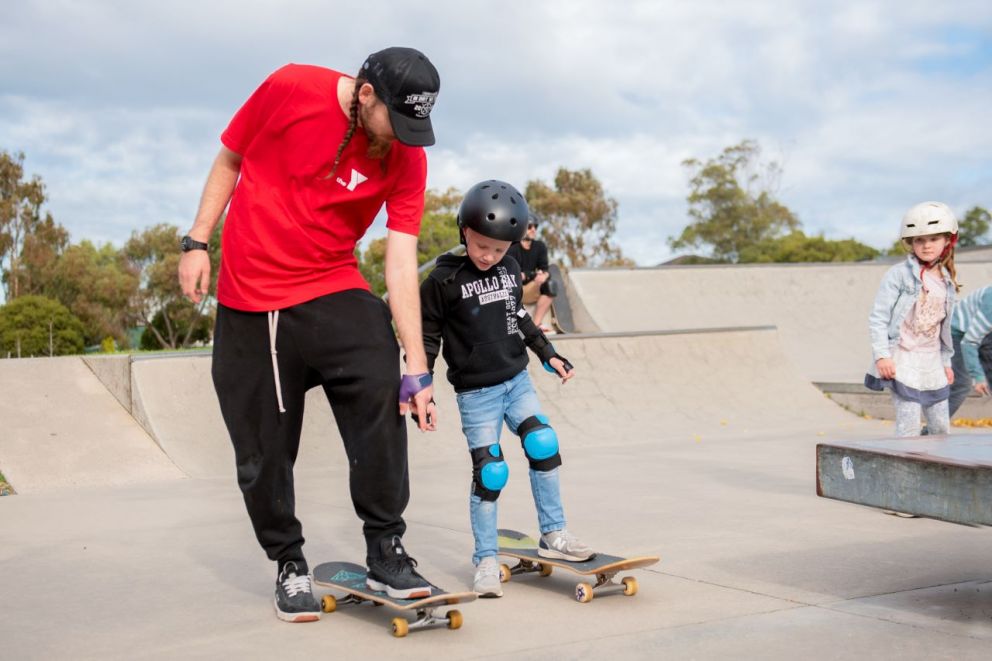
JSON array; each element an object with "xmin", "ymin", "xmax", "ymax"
[{"xmin": 212, "ymin": 289, "xmax": 409, "ymax": 565}]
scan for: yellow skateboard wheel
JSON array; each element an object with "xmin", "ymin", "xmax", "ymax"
[
  {"xmin": 391, "ymin": 617, "xmax": 409, "ymax": 638},
  {"xmin": 622, "ymin": 576, "xmax": 638, "ymax": 596},
  {"xmin": 575, "ymin": 582, "xmax": 594, "ymax": 603},
  {"xmin": 321, "ymin": 595, "xmax": 337, "ymax": 613},
  {"xmin": 447, "ymin": 609, "xmax": 463, "ymax": 630}
]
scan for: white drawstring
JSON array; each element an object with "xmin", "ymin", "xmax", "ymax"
[{"xmin": 267, "ymin": 310, "xmax": 287, "ymax": 414}]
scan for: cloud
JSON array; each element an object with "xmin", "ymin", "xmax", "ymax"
[{"xmin": 0, "ymin": 0, "xmax": 990, "ymax": 265}]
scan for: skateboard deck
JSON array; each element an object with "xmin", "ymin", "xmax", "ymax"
[
  {"xmin": 545, "ymin": 264, "xmax": 571, "ymax": 334},
  {"xmin": 313, "ymin": 561, "xmax": 477, "ymax": 637},
  {"xmin": 497, "ymin": 529, "xmax": 659, "ymax": 602}
]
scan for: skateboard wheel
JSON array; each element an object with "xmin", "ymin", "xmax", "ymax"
[
  {"xmin": 575, "ymin": 582, "xmax": 594, "ymax": 603},
  {"xmin": 446, "ymin": 609, "xmax": 463, "ymax": 630},
  {"xmin": 391, "ymin": 617, "xmax": 409, "ymax": 638},
  {"xmin": 321, "ymin": 595, "xmax": 337, "ymax": 613},
  {"xmin": 538, "ymin": 563, "xmax": 553, "ymax": 577},
  {"xmin": 499, "ymin": 564, "xmax": 511, "ymax": 583},
  {"xmin": 622, "ymin": 577, "xmax": 638, "ymax": 596}
]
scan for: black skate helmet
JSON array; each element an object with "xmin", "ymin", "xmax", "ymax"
[{"xmin": 457, "ymin": 180, "xmax": 529, "ymax": 243}]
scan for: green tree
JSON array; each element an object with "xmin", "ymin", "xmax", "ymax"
[
  {"xmin": 416, "ymin": 187, "xmax": 462, "ymax": 263},
  {"xmin": 958, "ymin": 206, "xmax": 991, "ymax": 247},
  {"xmin": 44, "ymin": 240, "xmax": 139, "ymax": 346},
  {"xmin": 0, "ymin": 150, "xmax": 56, "ymax": 300},
  {"xmin": 16, "ymin": 213, "xmax": 70, "ymax": 297},
  {"xmin": 140, "ymin": 302, "xmax": 212, "ymax": 350},
  {"xmin": 670, "ymin": 140, "xmax": 800, "ymax": 262},
  {"xmin": 358, "ymin": 188, "xmax": 463, "ymax": 297},
  {"xmin": 123, "ymin": 222, "xmax": 221, "ymax": 349},
  {"xmin": 0, "ymin": 295, "xmax": 85, "ymax": 357},
  {"xmin": 738, "ymin": 230, "xmax": 880, "ymax": 263},
  {"xmin": 525, "ymin": 168, "xmax": 631, "ymax": 268}
]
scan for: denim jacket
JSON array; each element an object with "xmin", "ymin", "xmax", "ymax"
[{"xmin": 867, "ymin": 255, "xmax": 955, "ymax": 374}]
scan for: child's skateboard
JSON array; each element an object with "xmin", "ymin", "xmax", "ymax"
[
  {"xmin": 312, "ymin": 561, "xmax": 477, "ymax": 638},
  {"xmin": 497, "ymin": 528, "xmax": 660, "ymax": 603}
]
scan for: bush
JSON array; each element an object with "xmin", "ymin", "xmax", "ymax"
[{"xmin": 0, "ymin": 295, "xmax": 86, "ymax": 357}]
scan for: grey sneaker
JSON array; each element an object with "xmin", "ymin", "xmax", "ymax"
[
  {"xmin": 473, "ymin": 557, "xmax": 503, "ymax": 598},
  {"xmin": 538, "ymin": 529, "xmax": 594, "ymax": 562},
  {"xmin": 274, "ymin": 561, "xmax": 320, "ymax": 623}
]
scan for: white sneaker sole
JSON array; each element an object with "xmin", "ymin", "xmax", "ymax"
[
  {"xmin": 474, "ymin": 583, "xmax": 503, "ymax": 598},
  {"xmin": 538, "ymin": 547, "xmax": 594, "ymax": 562},
  {"xmin": 366, "ymin": 578, "xmax": 432, "ymax": 599},
  {"xmin": 274, "ymin": 599, "xmax": 320, "ymax": 623}
]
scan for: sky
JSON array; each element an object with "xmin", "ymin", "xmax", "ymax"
[{"xmin": 1, "ymin": 0, "xmax": 990, "ymax": 266}]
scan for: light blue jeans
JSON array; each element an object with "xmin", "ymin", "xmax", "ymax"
[{"xmin": 456, "ymin": 370, "xmax": 566, "ymax": 565}]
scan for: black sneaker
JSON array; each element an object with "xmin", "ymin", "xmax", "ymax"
[
  {"xmin": 274, "ymin": 561, "xmax": 320, "ymax": 623},
  {"xmin": 366, "ymin": 535, "xmax": 433, "ymax": 599}
]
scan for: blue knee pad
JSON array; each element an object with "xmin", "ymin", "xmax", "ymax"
[
  {"xmin": 471, "ymin": 444, "xmax": 509, "ymax": 502},
  {"xmin": 517, "ymin": 415, "xmax": 562, "ymax": 471}
]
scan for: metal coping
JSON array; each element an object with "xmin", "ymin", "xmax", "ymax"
[{"xmin": 128, "ymin": 325, "xmax": 779, "ymax": 360}]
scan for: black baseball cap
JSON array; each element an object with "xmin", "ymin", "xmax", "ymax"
[{"xmin": 362, "ymin": 47, "xmax": 440, "ymax": 147}]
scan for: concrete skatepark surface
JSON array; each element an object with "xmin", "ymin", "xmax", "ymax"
[{"xmin": 3, "ymin": 268, "xmax": 992, "ymax": 659}]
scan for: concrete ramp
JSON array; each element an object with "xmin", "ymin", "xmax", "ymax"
[
  {"xmin": 125, "ymin": 328, "xmax": 864, "ymax": 477},
  {"xmin": 531, "ymin": 328, "xmax": 865, "ymax": 445},
  {"xmin": 0, "ymin": 357, "xmax": 183, "ymax": 493},
  {"xmin": 1, "ymin": 326, "xmax": 869, "ymax": 490},
  {"xmin": 568, "ymin": 262, "xmax": 992, "ymax": 384},
  {"xmin": 127, "ymin": 355, "xmax": 352, "ymax": 480}
]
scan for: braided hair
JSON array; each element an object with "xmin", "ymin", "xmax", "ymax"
[{"xmin": 326, "ymin": 73, "xmax": 365, "ymax": 180}]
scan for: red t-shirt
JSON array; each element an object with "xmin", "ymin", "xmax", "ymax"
[{"xmin": 217, "ymin": 64, "xmax": 427, "ymax": 311}]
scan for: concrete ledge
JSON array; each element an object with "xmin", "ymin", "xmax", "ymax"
[{"xmin": 816, "ymin": 435, "xmax": 992, "ymax": 525}]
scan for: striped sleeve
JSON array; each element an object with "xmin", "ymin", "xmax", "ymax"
[{"xmin": 957, "ymin": 287, "xmax": 992, "ymax": 383}]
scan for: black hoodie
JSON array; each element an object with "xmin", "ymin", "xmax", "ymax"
[{"xmin": 421, "ymin": 253, "xmax": 537, "ymax": 391}]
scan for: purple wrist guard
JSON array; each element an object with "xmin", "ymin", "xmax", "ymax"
[{"xmin": 399, "ymin": 372, "xmax": 432, "ymax": 402}]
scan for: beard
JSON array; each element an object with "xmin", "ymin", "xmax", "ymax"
[
  {"xmin": 359, "ymin": 102, "xmax": 393, "ymax": 160},
  {"xmin": 366, "ymin": 135, "xmax": 392, "ymax": 159}
]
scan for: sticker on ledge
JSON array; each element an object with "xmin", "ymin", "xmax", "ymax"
[{"xmin": 841, "ymin": 456, "xmax": 855, "ymax": 480}]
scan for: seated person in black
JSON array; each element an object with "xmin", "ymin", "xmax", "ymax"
[{"xmin": 506, "ymin": 212, "xmax": 557, "ymax": 329}]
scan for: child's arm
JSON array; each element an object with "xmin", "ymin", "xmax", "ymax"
[
  {"xmin": 868, "ymin": 269, "xmax": 900, "ymax": 378},
  {"xmin": 515, "ymin": 308, "xmax": 574, "ymax": 383},
  {"xmin": 420, "ymin": 276, "xmax": 445, "ymax": 375}
]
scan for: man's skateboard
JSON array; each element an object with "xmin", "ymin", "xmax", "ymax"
[
  {"xmin": 497, "ymin": 529, "xmax": 659, "ymax": 603},
  {"xmin": 312, "ymin": 561, "xmax": 477, "ymax": 637}
]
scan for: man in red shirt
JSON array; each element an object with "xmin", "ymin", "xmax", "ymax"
[{"xmin": 178, "ymin": 47, "xmax": 439, "ymax": 622}]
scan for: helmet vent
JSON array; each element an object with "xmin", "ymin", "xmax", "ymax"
[
  {"xmin": 487, "ymin": 213, "xmax": 496, "ymax": 220},
  {"xmin": 491, "ymin": 194, "xmax": 498, "ymax": 200}
]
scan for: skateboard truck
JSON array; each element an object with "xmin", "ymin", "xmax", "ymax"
[
  {"xmin": 501, "ymin": 558, "xmax": 639, "ymax": 603},
  {"xmin": 497, "ymin": 529, "xmax": 658, "ymax": 603},
  {"xmin": 313, "ymin": 561, "xmax": 474, "ymax": 638},
  {"xmin": 321, "ymin": 593, "xmax": 462, "ymax": 637}
]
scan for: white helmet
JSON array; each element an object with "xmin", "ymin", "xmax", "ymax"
[{"xmin": 900, "ymin": 201, "xmax": 958, "ymax": 239}]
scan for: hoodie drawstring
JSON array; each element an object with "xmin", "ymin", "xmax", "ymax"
[{"xmin": 267, "ymin": 310, "xmax": 286, "ymax": 414}]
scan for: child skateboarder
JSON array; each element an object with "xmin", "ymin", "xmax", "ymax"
[{"xmin": 418, "ymin": 180, "xmax": 593, "ymax": 597}]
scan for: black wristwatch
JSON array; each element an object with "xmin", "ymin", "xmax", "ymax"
[{"xmin": 180, "ymin": 235, "xmax": 209, "ymax": 252}]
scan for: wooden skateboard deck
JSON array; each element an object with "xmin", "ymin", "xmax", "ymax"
[
  {"xmin": 313, "ymin": 561, "xmax": 477, "ymax": 637},
  {"xmin": 497, "ymin": 529, "xmax": 660, "ymax": 602}
]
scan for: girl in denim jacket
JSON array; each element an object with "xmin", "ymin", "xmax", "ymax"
[{"xmin": 865, "ymin": 202, "xmax": 960, "ymax": 436}]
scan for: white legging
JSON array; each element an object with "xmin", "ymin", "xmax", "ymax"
[{"xmin": 891, "ymin": 393, "xmax": 949, "ymax": 437}]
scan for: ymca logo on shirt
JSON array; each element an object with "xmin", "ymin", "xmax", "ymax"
[{"xmin": 336, "ymin": 168, "xmax": 368, "ymax": 191}]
